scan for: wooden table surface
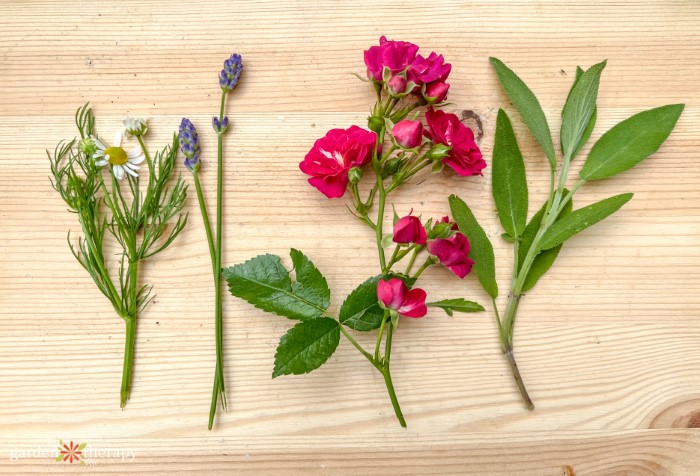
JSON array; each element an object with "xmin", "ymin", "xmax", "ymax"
[{"xmin": 1, "ymin": 0, "xmax": 699, "ymax": 474}]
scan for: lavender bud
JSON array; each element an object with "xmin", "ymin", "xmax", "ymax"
[
  {"xmin": 219, "ymin": 53, "xmax": 243, "ymax": 92},
  {"xmin": 212, "ymin": 115, "xmax": 230, "ymax": 134},
  {"xmin": 179, "ymin": 118, "xmax": 201, "ymax": 172}
]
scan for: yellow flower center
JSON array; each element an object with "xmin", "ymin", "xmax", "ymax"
[{"xmin": 105, "ymin": 146, "xmax": 128, "ymax": 166}]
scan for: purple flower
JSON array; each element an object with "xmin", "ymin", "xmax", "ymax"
[
  {"xmin": 212, "ymin": 116, "xmax": 229, "ymax": 133},
  {"xmin": 179, "ymin": 118, "xmax": 201, "ymax": 171},
  {"xmin": 219, "ymin": 53, "xmax": 243, "ymax": 92}
]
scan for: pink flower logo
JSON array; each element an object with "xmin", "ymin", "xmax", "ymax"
[{"xmin": 56, "ymin": 440, "xmax": 86, "ymax": 464}]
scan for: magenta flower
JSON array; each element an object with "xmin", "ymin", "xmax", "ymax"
[
  {"xmin": 392, "ymin": 119, "xmax": 423, "ymax": 149},
  {"xmin": 299, "ymin": 126, "xmax": 377, "ymax": 198},
  {"xmin": 409, "ymin": 52, "xmax": 451, "ymax": 85},
  {"xmin": 377, "ymin": 278, "xmax": 428, "ymax": 318},
  {"xmin": 425, "ymin": 108, "xmax": 486, "ymax": 177},
  {"xmin": 425, "ymin": 81, "xmax": 450, "ymax": 103},
  {"xmin": 393, "ymin": 213, "xmax": 427, "ymax": 245},
  {"xmin": 364, "ymin": 36, "xmax": 419, "ymax": 81},
  {"xmin": 428, "ymin": 232, "xmax": 474, "ymax": 279}
]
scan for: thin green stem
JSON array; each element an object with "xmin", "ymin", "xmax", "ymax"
[
  {"xmin": 120, "ymin": 316, "xmax": 136, "ymax": 408},
  {"xmin": 340, "ymin": 326, "xmax": 375, "ymax": 364},
  {"xmin": 374, "ymin": 311, "xmax": 389, "ymax": 362},
  {"xmin": 380, "ymin": 322, "xmax": 406, "ymax": 427},
  {"xmin": 412, "ymin": 258, "xmax": 433, "ymax": 280},
  {"xmin": 404, "ymin": 246, "xmax": 421, "ymax": 274},
  {"xmin": 193, "ymin": 173, "xmax": 217, "ymax": 276},
  {"xmin": 375, "ymin": 175, "xmax": 387, "ymax": 272}
]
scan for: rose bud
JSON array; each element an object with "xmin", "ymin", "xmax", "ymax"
[
  {"xmin": 424, "ymin": 81, "xmax": 450, "ymax": 103},
  {"xmin": 392, "ymin": 119, "xmax": 423, "ymax": 149},
  {"xmin": 377, "ymin": 278, "xmax": 428, "ymax": 318},
  {"xmin": 387, "ymin": 75, "xmax": 408, "ymax": 96},
  {"xmin": 427, "ymin": 232, "xmax": 474, "ymax": 279},
  {"xmin": 393, "ymin": 213, "xmax": 427, "ymax": 245}
]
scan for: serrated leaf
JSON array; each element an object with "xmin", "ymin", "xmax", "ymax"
[
  {"xmin": 223, "ymin": 251, "xmax": 330, "ymax": 321},
  {"xmin": 540, "ymin": 193, "xmax": 633, "ymax": 250},
  {"xmin": 579, "ymin": 104, "xmax": 684, "ymax": 181},
  {"xmin": 562, "ymin": 66, "xmax": 597, "ymax": 159},
  {"xmin": 492, "ymin": 109, "xmax": 528, "ymax": 238},
  {"xmin": 290, "ymin": 248, "xmax": 330, "ymax": 311},
  {"xmin": 427, "ymin": 298, "xmax": 485, "ymax": 316},
  {"xmin": 449, "ymin": 195, "xmax": 498, "ymax": 298},
  {"xmin": 339, "ymin": 275, "xmax": 385, "ymax": 331},
  {"xmin": 489, "ymin": 57, "xmax": 556, "ymax": 169},
  {"xmin": 518, "ymin": 192, "xmax": 573, "ymax": 292},
  {"xmin": 273, "ymin": 317, "xmax": 340, "ymax": 377},
  {"xmin": 561, "ymin": 60, "xmax": 606, "ymax": 159}
]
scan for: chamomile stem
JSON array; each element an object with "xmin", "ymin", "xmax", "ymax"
[{"xmin": 120, "ymin": 315, "xmax": 136, "ymax": 408}]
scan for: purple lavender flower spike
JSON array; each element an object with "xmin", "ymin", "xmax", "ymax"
[
  {"xmin": 219, "ymin": 53, "xmax": 243, "ymax": 92},
  {"xmin": 179, "ymin": 118, "xmax": 201, "ymax": 172}
]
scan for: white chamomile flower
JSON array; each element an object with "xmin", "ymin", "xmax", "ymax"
[
  {"xmin": 123, "ymin": 115, "xmax": 148, "ymax": 136},
  {"xmin": 93, "ymin": 131, "xmax": 145, "ymax": 180}
]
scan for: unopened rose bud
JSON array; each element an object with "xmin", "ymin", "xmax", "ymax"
[
  {"xmin": 348, "ymin": 166, "xmax": 363, "ymax": 184},
  {"xmin": 387, "ymin": 75, "xmax": 407, "ymax": 96},
  {"xmin": 382, "ymin": 157, "xmax": 403, "ymax": 177},
  {"xmin": 368, "ymin": 114, "xmax": 385, "ymax": 133},
  {"xmin": 392, "ymin": 119, "xmax": 423, "ymax": 149},
  {"xmin": 425, "ymin": 143, "xmax": 452, "ymax": 161},
  {"xmin": 425, "ymin": 81, "xmax": 450, "ymax": 103}
]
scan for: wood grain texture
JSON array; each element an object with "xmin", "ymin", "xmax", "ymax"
[{"xmin": 1, "ymin": 0, "xmax": 699, "ymax": 473}]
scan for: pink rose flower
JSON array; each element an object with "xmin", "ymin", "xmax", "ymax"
[
  {"xmin": 408, "ymin": 52, "xmax": 451, "ymax": 85},
  {"xmin": 377, "ymin": 278, "xmax": 428, "ymax": 318},
  {"xmin": 299, "ymin": 126, "xmax": 377, "ymax": 198},
  {"xmin": 364, "ymin": 36, "xmax": 419, "ymax": 81},
  {"xmin": 387, "ymin": 75, "xmax": 408, "ymax": 96},
  {"xmin": 425, "ymin": 108, "xmax": 486, "ymax": 177},
  {"xmin": 393, "ymin": 213, "xmax": 427, "ymax": 245},
  {"xmin": 392, "ymin": 119, "xmax": 423, "ymax": 149},
  {"xmin": 427, "ymin": 232, "xmax": 474, "ymax": 279},
  {"xmin": 424, "ymin": 81, "xmax": 450, "ymax": 103}
]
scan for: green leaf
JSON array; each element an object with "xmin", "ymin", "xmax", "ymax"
[
  {"xmin": 492, "ymin": 109, "xmax": 528, "ymax": 238},
  {"xmin": 489, "ymin": 57, "xmax": 556, "ymax": 169},
  {"xmin": 579, "ymin": 104, "xmax": 685, "ymax": 181},
  {"xmin": 449, "ymin": 195, "xmax": 498, "ymax": 298},
  {"xmin": 339, "ymin": 275, "xmax": 385, "ymax": 331},
  {"xmin": 272, "ymin": 317, "xmax": 340, "ymax": 377},
  {"xmin": 560, "ymin": 60, "xmax": 606, "ymax": 159},
  {"xmin": 427, "ymin": 298, "xmax": 485, "ymax": 316},
  {"xmin": 562, "ymin": 66, "xmax": 597, "ymax": 159},
  {"xmin": 290, "ymin": 248, "xmax": 331, "ymax": 311},
  {"xmin": 77, "ymin": 443, "xmax": 87, "ymax": 451},
  {"xmin": 518, "ymin": 192, "xmax": 574, "ymax": 292},
  {"xmin": 56, "ymin": 454, "xmax": 65, "ymax": 462},
  {"xmin": 540, "ymin": 193, "xmax": 633, "ymax": 250},
  {"xmin": 223, "ymin": 251, "xmax": 330, "ymax": 321}
]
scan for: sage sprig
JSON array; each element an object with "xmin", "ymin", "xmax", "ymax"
[
  {"xmin": 450, "ymin": 58, "xmax": 684, "ymax": 409},
  {"xmin": 48, "ymin": 104, "xmax": 188, "ymax": 407}
]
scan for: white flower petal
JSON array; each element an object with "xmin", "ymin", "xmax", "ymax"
[
  {"xmin": 95, "ymin": 159, "xmax": 108, "ymax": 166},
  {"xmin": 114, "ymin": 131, "xmax": 123, "ymax": 147},
  {"xmin": 94, "ymin": 150, "xmax": 106, "ymax": 157},
  {"xmin": 112, "ymin": 165, "xmax": 125, "ymax": 180},
  {"xmin": 127, "ymin": 148, "xmax": 143, "ymax": 160},
  {"xmin": 124, "ymin": 161, "xmax": 140, "ymax": 171},
  {"xmin": 123, "ymin": 165, "xmax": 138, "ymax": 177},
  {"xmin": 93, "ymin": 138, "xmax": 107, "ymax": 151}
]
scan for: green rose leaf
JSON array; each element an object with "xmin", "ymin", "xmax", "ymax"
[
  {"xmin": 540, "ymin": 193, "xmax": 633, "ymax": 250},
  {"xmin": 427, "ymin": 298, "xmax": 485, "ymax": 316},
  {"xmin": 579, "ymin": 104, "xmax": 685, "ymax": 181},
  {"xmin": 562, "ymin": 66, "xmax": 598, "ymax": 160},
  {"xmin": 449, "ymin": 195, "xmax": 498, "ymax": 298},
  {"xmin": 560, "ymin": 60, "xmax": 606, "ymax": 159},
  {"xmin": 518, "ymin": 191, "xmax": 574, "ymax": 292},
  {"xmin": 272, "ymin": 317, "xmax": 340, "ymax": 378},
  {"xmin": 490, "ymin": 57, "xmax": 556, "ymax": 169},
  {"xmin": 492, "ymin": 108, "xmax": 528, "ymax": 239},
  {"xmin": 339, "ymin": 275, "xmax": 385, "ymax": 331},
  {"xmin": 223, "ymin": 250, "xmax": 330, "ymax": 321}
]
